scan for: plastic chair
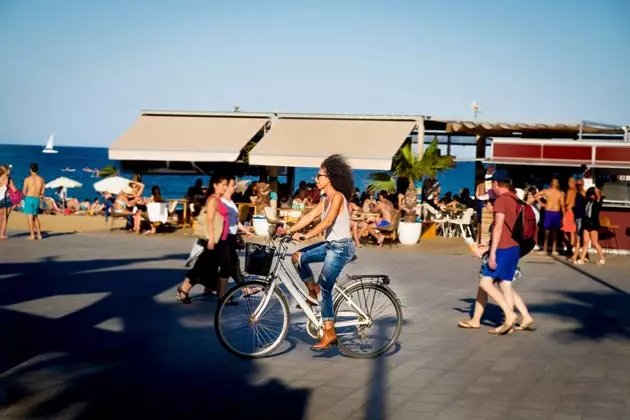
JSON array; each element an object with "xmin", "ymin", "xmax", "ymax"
[
  {"xmin": 449, "ymin": 208, "xmax": 476, "ymax": 238},
  {"xmin": 599, "ymin": 215, "xmax": 619, "ymax": 255}
]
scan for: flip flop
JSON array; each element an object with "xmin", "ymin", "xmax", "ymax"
[
  {"xmin": 488, "ymin": 328, "xmax": 514, "ymax": 335},
  {"xmin": 496, "ymin": 317, "xmax": 519, "ymax": 335},
  {"xmin": 514, "ymin": 321, "xmax": 536, "ymax": 332},
  {"xmin": 457, "ymin": 321, "xmax": 480, "ymax": 329}
]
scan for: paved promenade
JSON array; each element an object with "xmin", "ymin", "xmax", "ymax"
[{"xmin": 1, "ymin": 232, "xmax": 630, "ymax": 419}]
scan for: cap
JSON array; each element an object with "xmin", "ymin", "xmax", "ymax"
[{"xmin": 489, "ymin": 170, "xmax": 512, "ymax": 184}]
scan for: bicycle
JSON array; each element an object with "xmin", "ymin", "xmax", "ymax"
[{"xmin": 214, "ymin": 233, "xmax": 404, "ymax": 359}]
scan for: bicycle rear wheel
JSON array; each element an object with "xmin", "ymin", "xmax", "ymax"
[
  {"xmin": 333, "ymin": 282, "xmax": 403, "ymax": 359},
  {"xmin": 215, "ymin": 280, "xmax": 290, "ymax": 358}
]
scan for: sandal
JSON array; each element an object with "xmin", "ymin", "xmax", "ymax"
[
  {"xmin": 457, "ymin": 321, "xmax": 480, "ymax": 329},
  {"xmin": 514, "ymin": 321, "xmax": 536, "ymax": 332},
  {"xmin": 596, "ymin": 259, "xmax": 606, "ymax": 265},
  {"xmin": 176, "ymin": 286, "xmax": 192, "ymax": 304},
  {"xmin": 488, "ymin": 328, "xmax": 514, "ymax": 335},
  {"xmin": 496, "ymin": 315, "xmax": 518, "ymax": 335}
]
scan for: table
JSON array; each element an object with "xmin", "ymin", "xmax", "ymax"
[{"xmin": 167, "ymin": 199, "xmax": 190, "ymax": 229}]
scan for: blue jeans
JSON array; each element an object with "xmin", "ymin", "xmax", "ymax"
[{"xmin": 295, "ymin": 239, "xmax": 355, "ymax": 321}]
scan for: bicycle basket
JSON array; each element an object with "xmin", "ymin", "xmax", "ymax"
[{"xmin": 245, "ymin": 243, "xmax": 276, "ymax": 276}]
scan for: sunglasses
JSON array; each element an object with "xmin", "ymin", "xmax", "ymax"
[{"xmin": 315, "ymin": 173, "xmax": 328, "ymax": 179}]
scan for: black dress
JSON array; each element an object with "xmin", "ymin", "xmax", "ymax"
[{"xmin": 582, "ymin": 198, "xmax": 603, "ymax": 232}]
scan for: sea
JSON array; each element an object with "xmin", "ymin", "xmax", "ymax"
[{"xmin": 0, "ymin": 144, "xmax": 475, "ymax": 200}]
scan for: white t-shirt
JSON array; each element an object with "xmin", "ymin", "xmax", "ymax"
[{"xmin": 221, "ymin": 198, "xmax": 239, "ymax": 235}]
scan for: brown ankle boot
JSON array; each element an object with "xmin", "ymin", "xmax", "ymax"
[
  {"xmin": 305, "ymin": 280, "xmax": 321, "ymax": 306},
  {"xmin": 311, "ymin": 320, "xmax": 337, "ymax": 352}
]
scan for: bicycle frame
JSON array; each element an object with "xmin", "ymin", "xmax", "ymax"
[{"xmin": 249, "ymin": 236, "xmax": 371, "ymax": 331}]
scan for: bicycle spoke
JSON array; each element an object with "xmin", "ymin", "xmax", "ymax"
[{"xmin": 216, "ymin": 282, "xmax": 289, "ymax": 358}]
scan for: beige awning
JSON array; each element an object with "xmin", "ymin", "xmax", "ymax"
[
  {"xmin": 109, "ymin": 113, "xmax": 269, "ymax": 162},
  {"xmin": 249, "ymin": 118, "xmax": 416, "ymax": 170}
]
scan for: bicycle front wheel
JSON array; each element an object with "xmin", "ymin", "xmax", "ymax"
[
  {"xmin": 333, "ymin": 282, "xmax": 403, "ymax": 359},
  {"xmin": 215, "ymin": 280, "xmax": 290, "ymax": 358}
]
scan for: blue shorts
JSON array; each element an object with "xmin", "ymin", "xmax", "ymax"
[
  {"xmin": 23, "ymin": 196, "xmax": 40, "ymax": 215},
  {"xmin": 481, "ymin": 246, "xmax": 520, "ymax": 282},
  {"xmin": 543, "ymin": 210, "xmax": 562, "ymax": 230},
  {"xmin": 376, "ymin": 220, "xmax": 391, "ymax": 228}
]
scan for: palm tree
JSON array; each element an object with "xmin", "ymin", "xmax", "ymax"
[
  {"xmin": 368, "ymin": 137, "xmax": 454, "ymax": 222},
  {"xmin": 99, "ymin": 165, "xmax": 119, "ymax": 178}
]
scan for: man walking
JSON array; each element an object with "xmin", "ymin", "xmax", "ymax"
[
  {"xmin": 458, "ymin": 172, "xmax": 526, "ymax": 334},
  {"xmin": 23, "ymin": 162, "xmax": 44, "ymax": 240}
]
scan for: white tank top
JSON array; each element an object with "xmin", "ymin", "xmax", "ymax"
[{"xmin": 322, "ymin": 194, "xmax": 351, "ymax": 242}]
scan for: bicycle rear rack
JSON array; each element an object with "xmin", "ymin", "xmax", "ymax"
[{"xmin": 346, "ymin": 274, "xmax": 390, "ymax": 285}]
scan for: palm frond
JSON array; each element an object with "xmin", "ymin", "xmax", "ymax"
[
  {"xmin": 99, "ymin": 165, "xmax": 119, "ymax": 178},
  {"xmin": 367, "ymin": 172, "xmax": 396, "ymax": 193}
]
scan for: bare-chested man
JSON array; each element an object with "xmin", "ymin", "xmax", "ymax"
[
  {"xmin": 365, "ymin": 191, "xmax": 394, "ymax": 247},
  {"xmin": 23, "ymin": 162, "xmax": 45, "ymax": 240},
  {"xmin": 535, "ymin": 178, "xmax": 565, "ymax": 255}
]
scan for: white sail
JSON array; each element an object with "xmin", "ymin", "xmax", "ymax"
[{"xmin": 42, "ymin": 134, "xmax": 58, "ymax": 154}]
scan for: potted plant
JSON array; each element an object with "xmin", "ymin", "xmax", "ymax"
[{"xmin": 368, "ymin": 138, "xmax": 454, "ymax": 244}]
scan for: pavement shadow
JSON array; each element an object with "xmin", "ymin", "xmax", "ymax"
[
  {"xmin": 454, "ymin": 298, "xmax": 503, "ymax": 327},
  {"xmin": 0, "ymin": 254, "xmax": 310, "ymax": 419},
  {"xmin": 9, "ymin": 231, "xmax": 78, "ymax": 239},
  {"xmin": 528, "ymin": 289, "xmax": 630, "ymax": 341}
]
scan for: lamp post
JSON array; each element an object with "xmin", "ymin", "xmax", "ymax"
[{"xmin": 471, "ymin": 101, "xmax": 480, "ymax": 120}]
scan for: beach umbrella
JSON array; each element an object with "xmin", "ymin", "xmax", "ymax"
[
  {"xmin": 45, "ymin": 176, "xmax": 83, "ymax": 189},
  {"xmin": 93, "ymin": 176, "xmax": 132, "ymax": 194}
]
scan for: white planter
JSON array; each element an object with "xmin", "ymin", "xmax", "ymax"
[
  {"xmin": 398, "ymin": 221, "xmax": 422, "ymax": 245},
  {"xmin": 252, "ymin": 217, "xmax": 270, "ymax": 236}
]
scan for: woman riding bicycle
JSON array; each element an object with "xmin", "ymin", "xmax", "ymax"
[{"xmin": 280, "ymin": 154, "xmax": 355, "ymax": 352}]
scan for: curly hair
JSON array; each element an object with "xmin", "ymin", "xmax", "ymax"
[{"xmin": 321, "ymin": 154, "xmax": 354, "ymax": 200}]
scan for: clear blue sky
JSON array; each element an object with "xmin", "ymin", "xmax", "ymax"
[{"xmin": 1, "ymin": 0, "xmax": 628, "ymax": 148}]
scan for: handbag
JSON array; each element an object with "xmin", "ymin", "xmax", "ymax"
[
  {"xmin": 9, "ymin": 189, "xmax": 23, "ymax": 206},
  {"xmin": 194, "ymin": 198, "xmax": 224, "ymax": 244}
]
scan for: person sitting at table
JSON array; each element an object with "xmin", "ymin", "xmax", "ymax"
[
  {"xmin": 362, "ymin": 191, "xmax": 395, "ymax": 247},
  {"xmin": 293, "ymin": 188, "xmax": 312, "ymax": 207},
  {"xmin": 459, "ymin": 188, "xmax": 474, "ymax": 208},
  {"xmin": 440, "ymin": 191, "xmax": 453, "ymax": 206},
  {"xmin": 293, "ymin": 181, "xmax": 307, "ymax": 197},
  {"xmin": 250, "ymin": 181, "xmax": 271, "ymax": 215},
  {"xmin": 307, "ymin": 183, "xmax": 322, "ymax": 205},
  {"xmin": 91, "ymin": 197, "xmax": 104, "ymax": 215},
  {"xmin": 349, "ymin": 201, "xmax": 364, "ymax": 247}
]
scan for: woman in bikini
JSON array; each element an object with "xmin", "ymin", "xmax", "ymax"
[{"xmin": 0, "ymin": 165, "xmax": 19, "ymax": 239}]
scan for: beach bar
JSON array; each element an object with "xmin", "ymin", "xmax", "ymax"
[
  {"xmin": 109, "ymin": 110, "xmax": 630, "ymax": 251},
  {"xmin": 483, "ymin": 137, "xmax": 630, "ymax": 253}
]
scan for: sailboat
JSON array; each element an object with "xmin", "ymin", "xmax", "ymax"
[{"xmin": 42, "ymin": 134, "xmax": 58, "ymax": 154}]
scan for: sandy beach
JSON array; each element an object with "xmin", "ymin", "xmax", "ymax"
[{"xmin": 7, "ymin": 212, "xmax": 127, "ymax": 233}]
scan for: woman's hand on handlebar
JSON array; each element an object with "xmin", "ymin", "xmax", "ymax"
[{"xmin": 292, "ymin": 232, "xmax": 306, "ymax": 242}]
